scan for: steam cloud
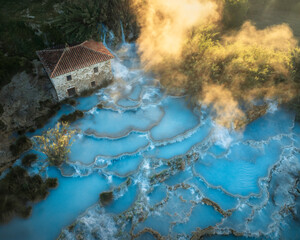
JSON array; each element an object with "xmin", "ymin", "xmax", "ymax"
[
  {"xmin": 132, "ymin": 0, "xmax": 299, "ymax": 129},
  {"xmin": 132, "ymin": 0, "xmax": 221, "ymax": 68}
]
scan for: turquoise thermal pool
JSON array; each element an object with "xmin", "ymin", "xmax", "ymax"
[{"xmin": 0, "ymin": 43, "xmax": 299, "ymax": 240}]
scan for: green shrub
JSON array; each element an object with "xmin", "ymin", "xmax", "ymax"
[
  {"xmin": 9, "ymin": 136, "xmax": 32, "ymax": 157},
  {"xmin": 59, "ymin": 110, "xmax": 84, "ymax": 123},
  {"xmin": 222, "ymin": 0, "xmax": 249, "ymax": 29},
  {"xmin": 61, "ymin": 98, "xmax": 77, "ymax": 106},
  {"xmin": 0, "ymin": 166, "xmax": 58, "ymax": 223},
  {"xmin": 21, "ymin": 154, "xmax": 38, "ymax": 167},
  {"xmin": 99, "ymin": 191, "xmax": 113, "ymax": 206},
  {"xmin": 45, "ymin": 178, "xmax": 58, "ymax": 188}
]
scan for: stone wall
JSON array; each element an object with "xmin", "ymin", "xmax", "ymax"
[{"xmin": 51, "ymin": 60, "xmax": 113, "ymax": 101}]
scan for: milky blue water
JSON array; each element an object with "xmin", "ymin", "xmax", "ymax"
[{"xmin": 0, "ymin": 43, "xmax": 299, "ymax": 240}]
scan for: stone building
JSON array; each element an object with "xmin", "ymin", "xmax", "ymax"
[{"xmin": 36, "ymin": 40, "xmax": 114, "ymax": 101}]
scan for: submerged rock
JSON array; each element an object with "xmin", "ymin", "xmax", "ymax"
[
  {"xmin": 191, "ymin": 226, "xmax": 215, "ymax": 240},
  {"xmin": 97, "ymin": 103, "xmax": 104, "ymax": 109},
  {"xmin": 150, "ymin": 169, "xmax": 170, "ymax": 185},
  {"xmin": 167, "ymin": 157, "xmax": 186, "ymax": 171},
  {"xmin": 133, "ymin": 227, "xmax": 164, "ymax": 240},
  {"xmin": 100, "ymin": 191, "xmax": 114, "ymax": 206},
  {"xmin": 202, "ymin": 198, "xmax": 232, "ymax": 217}
]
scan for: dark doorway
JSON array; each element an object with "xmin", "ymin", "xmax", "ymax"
[
  {"xmin": 91, "ymin": 81, "xmax": 96, "ymax": 87},
  {"xmin": 67, "ymin": 87, "xmax": 76, "ymax": 96}
]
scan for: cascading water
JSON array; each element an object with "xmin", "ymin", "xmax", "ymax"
[
  {"xmin": 120, "ymin": 21, "xmax": 126, "ymax": 44},
  {"xmin": 0, "ymin": 41, "xmax": 299, "ymax": 240}
]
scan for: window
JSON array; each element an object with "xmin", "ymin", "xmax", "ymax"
[
  {"xmin": 94, "ymin": 67, "xmax": 98, "ymax": 73},
  {"xmin": 67, "ymin": 87, "xmax": 76, "ymax": 96},
  {"xmin": 91, "ymin": 81, "xmax": 96, "ymax": 87},
  {"xmin": 67, "ymin": 75, "xmax": 72, "ymax": 81}
]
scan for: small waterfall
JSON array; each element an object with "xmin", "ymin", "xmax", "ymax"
[
  {"xmin": 100, "ymin": 24, "xmax": 107, "ymax": 46},
  {"xmin": 103, "ymin": 30, "xmax": 107, "ymax": 46},
  {"xmin": 99, "ymin": 24, "xmax": 119, "ymax": 59},
  {"xmin": 120, "ymin": 21, "xmax": 126, "ymax": 44},
  {"xmin": 43, "ymin": 33, "xmax": 49, "ymax": 47}
]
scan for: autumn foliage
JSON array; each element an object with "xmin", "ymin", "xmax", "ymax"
[{"xmin": 34, "ymin": 122, "xmax": 76, "ymax": 166}]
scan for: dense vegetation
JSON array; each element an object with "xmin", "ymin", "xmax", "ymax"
[
  {"xmin": 9, "ymin": 136, "xmax": 32, "ymax": 157},
  {"xmin": 0, "ymin": 52, "xmax": 33, "ymax": 90},
  {"xmin": 222, "ymin": 0, "xmax": 249, "ymax": 29},
  {"xmin": 177, "ymin": 25, "xmax": 299, "ymax": 100},
  {"xmin": 54, "ymin": 0, "xmax": 138, "ymax": 43},
  {"xmin": 0, "ymin": 166, "xmax": 58, "ymax": 223}
]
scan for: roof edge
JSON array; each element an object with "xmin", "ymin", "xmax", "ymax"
[
  {"xmin": 50, "ymin": 49, "xmax": 66, "ymax": 78},
  {"xmin": 81, "ymin": 45, "xmax": 114, "ymax": 59}
]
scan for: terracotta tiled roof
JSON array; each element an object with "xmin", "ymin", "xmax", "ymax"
[
  {"xmin": 82, "ymin": 40, "xmax": 114, "ymax": 57},
  {"xmin": 36, "ymin": 40, "xmax": 114, "ymax": 78}
]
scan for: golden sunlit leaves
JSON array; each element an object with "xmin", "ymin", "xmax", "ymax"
[{"xmin": 34, "ymin": 122, "xmax": 76, "ymax": 166}]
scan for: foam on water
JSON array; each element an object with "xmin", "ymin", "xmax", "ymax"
[
  {"xmin": 69, "ymin": 132, "xmax": 150, "ymax": 165},
  {"xmin": 104, "ymin": 154, "xmax": 144, "ymax": 177},
  {"xmin": 58, "ymin": 206, "xmax": 118, "ymax": 240},
  {"xmin": 77, "ymin": 105, "xmax": 164, "ymax": 139}
]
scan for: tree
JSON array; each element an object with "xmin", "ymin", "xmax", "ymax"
[
  {"xmin": 222, "ymin": 0, "xmax": 249, "ymax": 29},
  {"xmin": 54, "ymin": 0, "xmax": 107, "ymax": 42},
  {"xmin": 53, "ymin": 0, "xmax": 138, "ymax": 43},
  {"xmin": 34, "ymin": 122, "xmax": 76, "ymax": 166}
]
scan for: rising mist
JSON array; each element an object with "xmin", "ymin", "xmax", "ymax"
[{"xmin": 132, "ymin": 0, "xmax": 300, "ymax": 129}]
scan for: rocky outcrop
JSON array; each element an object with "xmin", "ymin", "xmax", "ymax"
[
  {"xmin": 133, "ymin": 227, "xmax": 164, "ymax": 240},
  {"xmin": 99, "ymin": 191, "xmax": 114, "ymax": 206},
  {"xmin": 191, "ymin": 227, "xmax": 245, "ymax": 240},
  {"xmin": 0, "ymin": 60, "xmax": 58, "ymax": 171},
  {"xmin": 202, "ymin": 198, "xmax": 232, "ymax": 217},
  {"xmin": 191, "ymin": 226, "xmax": 215, "ymax": 240}
]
